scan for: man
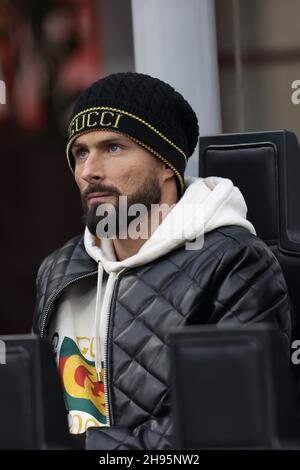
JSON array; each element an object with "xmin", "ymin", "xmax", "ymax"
[{"xmin": 33, "ymin": 72, "xmax": 292, "ymax": 450}]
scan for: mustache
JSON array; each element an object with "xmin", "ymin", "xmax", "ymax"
[{"xmin": 82, "ymin": 183, "xmax": 121, "ymax": 201}]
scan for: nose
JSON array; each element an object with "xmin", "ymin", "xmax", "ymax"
[{"xmin": 80, "ymin": 150, "xmax": 105, "ymax": 183}]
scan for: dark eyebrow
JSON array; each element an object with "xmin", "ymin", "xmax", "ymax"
[
  {"xmin": 72, "ymin": 135, "xmax": 131, "ymax": 150},
  {"xmin": 72, "ymin": 142, "xmax": 88, "ymax": 150}
]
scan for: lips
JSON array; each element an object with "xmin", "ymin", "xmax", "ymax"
[
  {"xmin": 87, "ymin": 192, "xmax": 111, "ymax": 200},
  {"xmin": 87, "ymin": 192, "xmax": 113, "ymax": 204}
]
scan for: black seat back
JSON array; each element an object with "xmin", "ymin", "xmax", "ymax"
[
  {"xmin": 0, "ymin": 335, "xmax": 70, "ymax": 449},
  {"xmin": 199, "ymin": 130, "xmax": 300, "ymax": 353},
  {"xmin": 170, "ymin": 324, "xmax": 300, "ymax": 449}
]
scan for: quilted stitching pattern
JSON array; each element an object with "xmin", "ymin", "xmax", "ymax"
[{"xmin": 33, "ymin": 225, "xmax": 292, "ymax": 449}]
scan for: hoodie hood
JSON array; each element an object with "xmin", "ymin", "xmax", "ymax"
[
  {"xmin": 84, "ymin": 176, "xmax": 256, "ymax": 271},
  {"xmin": 84, "ymin": 175, "xmax": 256, "ymax": 381}
]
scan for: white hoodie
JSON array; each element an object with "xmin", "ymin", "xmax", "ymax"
[{"xmin": 49, "ymin": 176, "xmax": 255, "ymax": 434}]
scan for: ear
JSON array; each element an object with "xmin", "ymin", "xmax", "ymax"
[
  {"xmin": 160, "ymin": 163, "xmax": 175, "ymax": 184},
  {"xmin": 163, "ymin": 163, "xmax": 174, "ymax": 176}
]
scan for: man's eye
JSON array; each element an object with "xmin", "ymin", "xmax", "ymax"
[
  {"xmin": 108, "ymin": 143, "xmax": 121, "ymax": 153},
  {"xmin": 77, "ymin": 149, "xmax": 89, "ymax": 159}
]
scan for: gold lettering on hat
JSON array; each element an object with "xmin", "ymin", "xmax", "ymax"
[
  {"xmin": 75, "ymin": 114, "xmax": 86, "ymax": 132},
  {"xmin": 113, "ymin": 113, "xmax": 123, "ymax": 128},
  {"xmin": 87, "ymin": 111, "xmax": 99, "ymax": 127},
  {"xmin": 68, "ymin": 109, "xmax": 124, "ymax": 139},
  {"xmin": 99, "ymin": 111, "xmax": 114, "ymax": 126},
  {"xmin": 68, "ymin": 123, "xmax": 75, "ymax": 138}
]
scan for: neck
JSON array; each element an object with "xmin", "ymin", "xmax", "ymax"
[
  {"xmin": 112, "ymin": 234, "xmax": 148, "ymax": 261},
  {"xmin": 112, "ymin": 189, "xmax": 178, "ymax": 261}
]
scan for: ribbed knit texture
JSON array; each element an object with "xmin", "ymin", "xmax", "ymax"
[
  {"xmin": 71, "ymin": 72, "xmax": 199, "ymax": 155},
  {"xmin": 67, "ymin": 72, "xmax": 199, "ymax": 194}
]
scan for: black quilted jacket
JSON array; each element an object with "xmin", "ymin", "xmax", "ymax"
[{"xmin": 33, "ymin": 225, "xmax": 292, "ymax": 450}]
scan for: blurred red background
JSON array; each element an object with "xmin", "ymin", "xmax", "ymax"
[{"xmin": 0, "ymin": 0, "xmax": 102, "ymax": 333}]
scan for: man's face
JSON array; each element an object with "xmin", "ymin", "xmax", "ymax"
[{"xmin": 72, "ymin": 130, "xmax": 163, "ymax": 237}]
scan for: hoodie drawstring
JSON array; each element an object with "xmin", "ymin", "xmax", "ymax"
[{"xmin": 95, "ymin": 261, "xmax": 104, "ymax": 382}]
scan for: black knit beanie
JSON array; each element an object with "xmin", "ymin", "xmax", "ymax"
[{"xmin": 66, "ymin": 72, "xmax": 199, "ymax": 195}]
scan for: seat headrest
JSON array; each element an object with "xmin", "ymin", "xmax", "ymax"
[{"xmin": 199, "ymin": 130, "xmax": 300, "ymax": 254}]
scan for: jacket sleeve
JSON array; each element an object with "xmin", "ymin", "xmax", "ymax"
[
  {"xmin": 32, "ymin": 254, "xmax": 52, "ymax": 335},
  {"xmin": 86, "ymin": 416, "xmax": 173, "ymax": 450},
  {"xmin": 205, "ymin": 237, "xmax": 292, "ymax": 349},
  {"xmin": 85, "ymin": 236, "xmax": 293, "ymax": 450}
]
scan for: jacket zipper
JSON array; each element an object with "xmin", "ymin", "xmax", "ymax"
[
  {"xmin": 40, "ymin": 271, "xmax": 98, "ymax": 337},
  {"xmin": 103, "ymin": 268, "xmax": 127, "ymax": 427},
  {"xmin": 40, "ymin": 266, "xmax": 128, "ymax": 428}
]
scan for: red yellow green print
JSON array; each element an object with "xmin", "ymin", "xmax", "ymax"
[{"xmin": 59, "ymin": 336, "xmax": 107, "ymax": 425}]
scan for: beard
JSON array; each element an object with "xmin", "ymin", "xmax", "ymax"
[{"xmin": 81, "ymin": 175, "xmax": 162, "ymax": 238}]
